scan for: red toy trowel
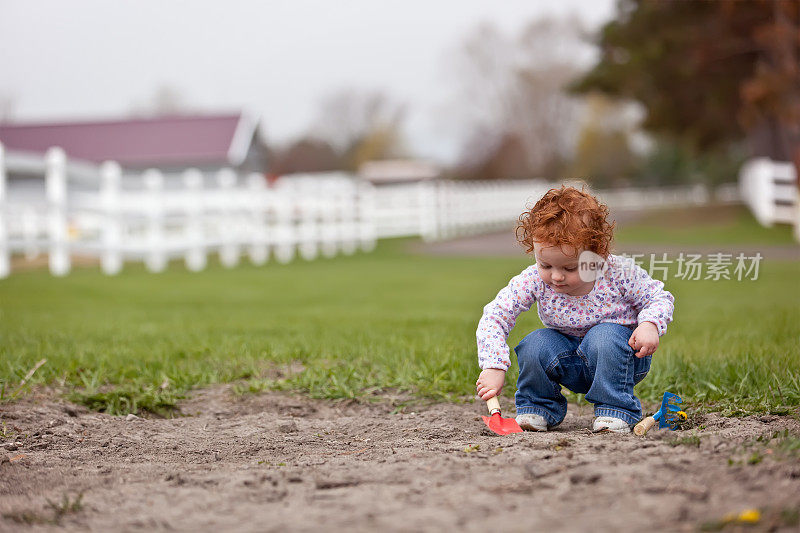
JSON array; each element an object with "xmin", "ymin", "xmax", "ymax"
[{"xmin": 482, "ymin": 397, "xmax": 523, "ymax": 435}]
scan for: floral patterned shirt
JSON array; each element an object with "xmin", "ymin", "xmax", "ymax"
[{"xmin": 476, "ymin": 254, "xmax": 675, "ymax": 371}]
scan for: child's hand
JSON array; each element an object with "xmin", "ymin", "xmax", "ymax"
[
  {"xmin": 628, "ymin": 322, "xmax": 659, "ymax": 358},
  {"xmin": 476, "ymin": 368, "xmax": 506, "ymax": 400}
]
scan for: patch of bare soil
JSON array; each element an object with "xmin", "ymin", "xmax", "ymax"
[{"xmin": 1, "ymin": 389, "xmax": 799, "ymax": 532}]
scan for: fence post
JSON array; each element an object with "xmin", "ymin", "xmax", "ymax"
[
  {"xmin": 320, "ymin": 179, "xmax": 338, "ymax": 258},
  {"xmin": 246, "ymin": 173, "xmax": 268, "ymax": 265},
  {"xmin": 440, "ymin": 181, "xmax": 452, "ymax": 240},
  {"xmin": 357, "ymin": 180, "xmax": 377, "ymax": 252},
  {"xmin": 100, "ymin": 161, "xmax": 122, "ymax": 275},
  {"xmin": 340, "ymin": 178, "xmax": 357, "ymax": 255},
  {"xmin": 46, "ymin": 147, "xmax": 70, "ymax": 276},
  {"xmin": 456, "ymin": 181, "xmax": 467, "ymax": 236},
  {"xmin": 217, "ymin": 168, "xmax": 240, "ymax": 268},
  {"xmin": 298, "ymin": 179, "xmax": 319, "ymax": 261},
  {"xmin": 758, "ymin": 159, "xmax": 776, "ymax": 227},
  {"xmin": 0, "ymin": 143, "xmax": 8, "ymax": 278},
  {"xmin": 415, "ymin": 181, "xmax": 434, "ymax": 241},
  {"xmin": 740, "ymin": 159, "xmax": 773, "ymax": 227},
  {"xmin": 183, "ymin": 169, "xmax": 207, "ymax": 272},
  {"xmin": 273, "ymin": 185, "xmax": 295, "ymax": 264},
  {"xmin": 143, "ymin": 169, "xmax": 167, "ymax": 272}
]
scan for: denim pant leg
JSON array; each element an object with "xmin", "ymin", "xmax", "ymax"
[
  {"xmin": 514, "ymin": 328, "xmax": 582, "ymax": 427},
  {"xmin": 578, "ymin": 323, "xmax": 652, "ymax": 425}
]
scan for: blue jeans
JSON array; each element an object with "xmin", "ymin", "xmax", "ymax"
[{"xmin": 514, "ymin": 323, "xmax": 652, "ymax": 426}]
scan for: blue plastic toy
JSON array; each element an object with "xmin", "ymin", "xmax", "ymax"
[{"xmin": 633, "ymin": 391, "xmax": 685, "ymax": 435}]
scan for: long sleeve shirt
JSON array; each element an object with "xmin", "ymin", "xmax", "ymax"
[{"xmin": 476, "ymin": 254, "xmax": 675, "ymax": 371}]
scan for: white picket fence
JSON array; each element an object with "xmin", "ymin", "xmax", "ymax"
[
  {"xmin": 739, "ymin": 157, "xmax": 800, "ymax": 240},
  {"xmin": 0, "ymin": 141, "xmax": 752, "ymax": 278},
  {"xmin": 0, "ymin": 145, "xmax": 377, "ymax": 278},
  {"xmin": 372, "ymin": 179, "xmax": 552, "ymax": 241},
  {"xmin": 372, "ymin": 179, "xmax": 714, "ymax": 242}
]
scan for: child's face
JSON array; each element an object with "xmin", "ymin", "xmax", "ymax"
[{"xmin": 533, "ymin": 242, "xmax": 595, "ymax": 296}]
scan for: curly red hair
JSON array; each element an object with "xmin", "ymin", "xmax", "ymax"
[{"xmin": 516, "ymin": 185, "xmax": 614, "ymax": 258}]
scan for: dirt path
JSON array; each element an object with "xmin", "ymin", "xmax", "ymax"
[{"xmin": 1, "ymin": 389, "xmax": 799, "ymax": 532}]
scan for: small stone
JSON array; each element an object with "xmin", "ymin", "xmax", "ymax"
[
  {"xmin": 2, "ymin": 443, "xmax": 19, "ymax": 451},
  {"xmin": 0, "ymin": 455, "xmax": 9, "ymax": 466},
  {"xmin": 278, "ymin": 420, "xmax": 298, "ymax": 433},
  {"xmin": 125, "ymin": 414, "xmax": 142, "ymax": 421}
]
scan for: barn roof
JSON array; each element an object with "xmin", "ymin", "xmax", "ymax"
[{"xmin": 0, "ymin": 113, "xmax": 258, "ymax": 168}]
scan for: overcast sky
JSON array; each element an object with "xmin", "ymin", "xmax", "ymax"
[{"xmin": 0, "ymin": 0, "xmax": 615, "ymax": 162}]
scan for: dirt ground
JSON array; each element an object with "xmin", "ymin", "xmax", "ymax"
[{"xmin": 2, "ymin": 388, "xmax": 799, "ymax": 532}]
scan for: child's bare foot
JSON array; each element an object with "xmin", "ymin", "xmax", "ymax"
[
  {"xmin": 592, "ymin": 416, "xmax": 631, "ymax": 434},
  {"xmin": 515, "ymin": 413, "xmax": 548, "ymax": 431}
]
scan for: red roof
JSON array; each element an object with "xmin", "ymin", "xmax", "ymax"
[{"xmin": 0, "ymin": 113, "xmax": 251, "ymax": 167}]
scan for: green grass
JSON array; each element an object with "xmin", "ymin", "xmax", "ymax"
[
  {"xmin": 727, "ymin": 429, "xmax": 800, "ymax": 467},
  {"xmin": 615, "ymin": 204, "xmax": 797, "ymax": 246},
  {"xmin": 755, "ymin": 429, "xmax": 800, "ymax": 459},
  {"xmin": 668, "ymin": 434, "xmax": 702, "ymax": 447},
  {"xmin": 3, "ymin": 492, "xmax": 84, "ymax": 526},
  {"xmin": 1, "ymin": 237, "xmax": 798, "ymax": 416}
]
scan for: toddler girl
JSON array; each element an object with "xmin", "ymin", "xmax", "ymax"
[{"xmin": 475, "ymin": 186, "xmax": 674, "ymax": 434}]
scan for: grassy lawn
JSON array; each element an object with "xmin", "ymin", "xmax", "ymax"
[
  {"xmin": 1, "ymin": 232, "xmax": 799, "ymax": 417},
  {"xmin": 615, "ymin": 204, "xmax": 797, "ymax": 246}
]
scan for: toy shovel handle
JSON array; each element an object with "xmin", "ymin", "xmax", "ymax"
[
  {"xmin": 486, "ymin": 396, "xmax": 501, "ymax": 415},
  {"xmin": 633, "ymin": 416, "xmax": 657, "ymax": 436}
]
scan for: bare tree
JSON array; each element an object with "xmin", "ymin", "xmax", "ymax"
[
  {"xmin": 310, "ymin": 88, "xmax": 407, "ymax": 169},
  {"xmin": 271, "ymin": 137, "xmax": 342, "ymax": 175},
  {"xmin": 449, "ymin": 17, "xmax": 589, "ymax": 178},
  {"xmin": 570, "ymin": 94, "xmax": 639, "ymax": 187}
]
